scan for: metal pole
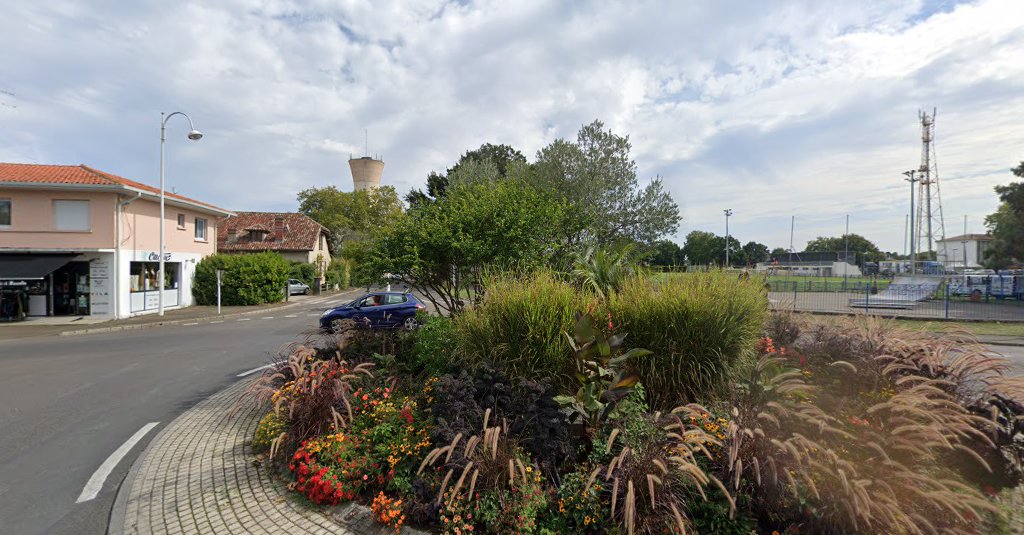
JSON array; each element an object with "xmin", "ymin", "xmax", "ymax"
[
  {"xmin": 723, "ymin": 209, "xmax": 733, "ymax": 268},
  {"xmin": 903, "ymin": 171, "xmax": 917, "ymax": 274},
  {"xmin": 844, "ymin": 214, "xmax": 849, "ymax": 286},
  {"xmin": 216, "ymin": 269, "xmax": 222, "ymax": 315},
  {"xmin": 159, "ymin": 113, "xmax": 166, "ymax": 316}
]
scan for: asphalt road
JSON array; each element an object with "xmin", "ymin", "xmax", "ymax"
[{"xmin": 0, "ymin": 291, "xmax": 359, "ymax": 535}]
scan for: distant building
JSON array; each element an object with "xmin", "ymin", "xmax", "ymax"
[
  {"xmin": 349, "ymin": 156, "xmax": 384, "ymax": 191},
  {"xmin": 936, "ymin": 234, "xmax": 992, "ymax": 270},
  {"xmin": 217, "ymin": 212, "xmax": 331, "ymax": 277},
  {"xmin": 755, "ymin": 251, "xmax": 862, "ymax": 277}
]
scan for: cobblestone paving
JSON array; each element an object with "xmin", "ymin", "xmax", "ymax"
[{"xmin": 111, "ymin": 378, "xmax": 356, "ymax": 535}]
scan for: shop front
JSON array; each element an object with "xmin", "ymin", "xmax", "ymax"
[
  {"xmin": 0, "ymin": 252, "xmax": 113, "ymax": 320},
  {"xmin": 117, "ymin": 250, "xmax": 201, "ymax": 316}
]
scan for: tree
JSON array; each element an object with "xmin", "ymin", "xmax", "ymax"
[
  {"xmin": 645, "ymin": 239, "xmax": 684, "ymax": 266},
  {"xmin": 741, "ymin": 241, "xmax": 770, "ymax": 266},
  {"xmin": 404, "ymin": 143, "xmax": 526, "ymax": 205},
  {"xmin": 296, "ymin": 185, "xmax": 404, "ymax": 251},
  {"xmin": 531, "ymin": 120, "xmax": 680, "ymax": 246},
  {"xmin": 364, "ymin": 180, "xmax": 567, "ymax": 316},
  {"xmin": 984, "ymin": 162, "xmax": 1024, "ymax": 269},
  {"xmin": 805, "ymin": 234, "xmax": 884, "ymax": 264},
  {"xmin": 770, "ymin": 247, "xmax": 789, "ymax": 258}
]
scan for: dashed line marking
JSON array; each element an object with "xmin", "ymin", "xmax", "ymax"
[
  {"xmin": 237, "ymin": 318, "xmax": 251, "ymax": 322},
  {"xmin": 237, "ymin": 363, "xmax": 274, "ymax": 377},
  {"xmin": 210, "ymin": 320, "xmax": 224, "ymax": 324},
  {"xmin": 307, "ymin": 313, "xmax": 320, "ymax": 317},
  {"xmin": 76, "ymin": 422, "xmax": 160, "ymax": 503},
  {"xmin": 262, "ymin": 316, "xmax": 274, "ymax": 320},
  {"xmin": 284, "ymin": 314, "xmax": 298, "ymax": 318},
  {"xmin": 183, "ymin": 322, "xmax": 198, "ymax": 326}
]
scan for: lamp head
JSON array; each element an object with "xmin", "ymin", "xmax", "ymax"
[{"xmin": 187, "ymin": 129, "xmax": 204, "ymax": 141}]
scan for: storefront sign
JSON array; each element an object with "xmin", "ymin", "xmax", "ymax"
[
  {"xmin": 90, "ymin": 260, "xmax": 111, "ymax": 315},
  {"xmin": 146, "ymin": 252, "xmax": 173, "ymax": 262}
]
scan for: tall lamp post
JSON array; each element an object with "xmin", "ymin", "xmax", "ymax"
[
  {"xmin": 723, "ymin": 208, "xmax": 733, "ymax": 268},
  {"xmin": 903, "ymin": 170, "xmax": 918, "ymax": 275},
  {"xmin": 159, "ymin": 112, "xmax": 203, "ymax": 316}
]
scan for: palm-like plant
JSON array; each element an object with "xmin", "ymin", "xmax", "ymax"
[{"xmin": 571, "ymin": 245, "xmax": 637, "ymax": 300}]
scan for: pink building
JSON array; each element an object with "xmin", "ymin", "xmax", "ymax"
[{"xmin": 0, "ymin": 163, "xmax": 232, "ymax": 319}]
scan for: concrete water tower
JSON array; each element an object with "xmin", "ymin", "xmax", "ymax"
[{"xmin": 349, "ymin": 156, "xmax": 384, "ymax": 191}]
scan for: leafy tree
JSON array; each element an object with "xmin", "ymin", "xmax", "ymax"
[
  {"xmin": 984, "ymin": 162, "xmax": 1024, "ymax": 269},
  {"xmin": 805, "ymin": 233, "xmax": 884, "ymax": 264},
  {"xmin": 404, "ymin": 143, "xmax": 526, "ymax": 205},
  {"xmin": 531, "ymin": 120, "xmax": 680, "ymax": 246},
  {"xmin": 682, "ymin": 231, "xmax": 739, "ymax": 266},
  {"xmin": 741, "ymin": 241, "xmax": 770, "ymax": 266},
  {"xmin": 645, "ymin": 239, "xmax": 684, "ymax": 266},
  {"xmin": 770, "ymin": 247, "xmax": 789, "ymax": 258},
  {"xmin": 296, "ymin": 185, "xmax": 404, "ymax": 250},
  {"xmin": 364, "ymin": 180, "xmax": 567, "ymax": 316}
]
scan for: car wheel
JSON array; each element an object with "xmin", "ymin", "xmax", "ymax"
[
  {"xmin": 304, "ymin": 288, "xmax": 310, "ymax": 295},
  {"xmin": 330, "ymin": 318, "xmax": 346, "ymax": 332},
  {"xmin": 402, "ymin": 316, "xmax": 419, "ymax": 331}
]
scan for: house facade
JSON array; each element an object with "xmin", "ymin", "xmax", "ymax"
[
  {"xmin": 217, "ymin": 212, "xmax": 331, "ymax": 277},
  {"xmin": 936, "ymin": 234, "xmax": 993, "ymax": 270},
  {"xmin": 0, "ymin": 163, "xmax": 231, "ymax": 320}
]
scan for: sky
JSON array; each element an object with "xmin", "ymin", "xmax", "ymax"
[{"xmin": 2, "ymin": 0, "xmax": 1023, "ymax": 253}]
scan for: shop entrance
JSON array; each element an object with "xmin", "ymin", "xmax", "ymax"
[{"xmin": 52, "ymin": 261, "xmax": 90, "ymax": 316}]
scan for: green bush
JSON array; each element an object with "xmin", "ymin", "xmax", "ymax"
[
  {"xmin": 193, "ymin": 252, "xmax": 290, "ymax": 305},
  {"xmin": 608, "ymin": 272, "xmax": 768, "ymax": 408},
  {"xmin": 289, "ymin": 262, "xmax": 318, "ymax": 285},
  {"xmin": 454, "ymin": 270, "xmax": 768, "ymax": 408},
  {"xmin": 454, "ymin": 271, "xmax": 582, "ymax": 388},
  {"xmin": 325, "ymin": 258, "xmax": 351, "ymax": 289},
  {"xmin": 410, "ymin": 316, "xmax": 457, "ymax": 375},
  {"xmin": 252, "ymin": 411, "xmax": 288, "ymax": 452}
]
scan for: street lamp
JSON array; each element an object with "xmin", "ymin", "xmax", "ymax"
[
  {"xmin": 159, "ymin": 112, "xmax": 203, "ymax": 316},
  {"xmin": 902, "ymin": 170, "xmax": 918, "ymax": 275},
  {"xmin": 723, "ymin": 208, "xmax": 733, "ymax": 268}
]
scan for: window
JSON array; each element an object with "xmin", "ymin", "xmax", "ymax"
[
  {"xmin": 0, "ymin": 199, "xmax": 10, "ymax": 227},
  {"xmin": 194, "ymin": 217, "xmax": 207, "ymax": 241},
  {"xmin": 177, "ymin": 213, "xmax": 186, "ymax": 229},
  {"xmin": 384, "ymin": 294, "xmax": 408, "ymax": 305},
  {"xmin": 53, "ymin": 199, "xmax": 90, "ymax": 231}
]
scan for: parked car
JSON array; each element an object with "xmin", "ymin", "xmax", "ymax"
[
  {"xmin": 320, "ymin": 292, "xmax": 426, "ymax": 331},
  {"xmin": 288, "ymin": 279, "xmax": 310, "ymax": 295}
]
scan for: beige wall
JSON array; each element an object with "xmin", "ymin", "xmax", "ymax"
[
  {"xmin": 0, "ymin": 188, "xmax": 117, "ymax": 249},
  {"xmin": 120, "ymin": 198, "xmax": 217, "ymax": 256}
]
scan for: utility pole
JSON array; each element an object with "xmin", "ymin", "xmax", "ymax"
[
  {"xmin": 844, "ymin": 215, "xmax": 849, "ymax": 283},
  {"xmin": 723, "ymin": 209, "xmax": 733, "ymax": 268},
  {"xmin": 903, "ymin": 170, "xmax": 918, "ymax": 274}
]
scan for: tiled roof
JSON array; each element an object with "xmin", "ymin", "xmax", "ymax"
[
  {"xmin": 218, "ymin": 212, "xmax": 328, "ymax": 252},
  {"xmin": 0, "ymin": 162, "xmax": 229, "ymax": 214}
]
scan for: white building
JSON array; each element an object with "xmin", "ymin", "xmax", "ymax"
[{"xmin": 936, "ymin": 234, "xmax": 992, "ymax": 270}]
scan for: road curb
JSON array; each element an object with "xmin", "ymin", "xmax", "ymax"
[{"xmin": 59, "ymin": 290, "xmax": 362, "ymax": 337}]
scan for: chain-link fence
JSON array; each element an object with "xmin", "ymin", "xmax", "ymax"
[{"xmin": 767, "ymin": 275, "xmax": 1024, "ymax": 321}]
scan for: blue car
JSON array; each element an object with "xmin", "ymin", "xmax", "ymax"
[{"xmin": 320, "ymin": 292, "xmax": 426, "ymax": 332}]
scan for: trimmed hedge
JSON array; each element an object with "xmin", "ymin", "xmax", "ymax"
[
  {"xmin": 193, "ymin": 252, "xmax": 290, "ymax": 305},
  {"xmin": 289, "ymin": 262, "xmax": 318, "ymax": 286},
  {"xmin": 453, "ymin": 270, "xmax": 768, "ymax": 408}
]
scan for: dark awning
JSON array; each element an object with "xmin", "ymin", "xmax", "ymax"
[{"xmin": 0, "ymin": 254, "xmax": 77, "ymax": 280}]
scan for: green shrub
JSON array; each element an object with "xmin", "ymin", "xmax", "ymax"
[
  {"xmin": 455, "ymin": 270, "xmax": 768, "ymax": 408},
  {"xmin": 454, "ymin": 271, "xmax": 583, "ymax": 388},
  {"xmin": 252, "ymin": 411, "xmax": 288, "ymax": 452},
  {"xmin": 325, "ymin": 259, "xmax": 351, "ymax": 288},
  {"xmin": 410, "ymin": 316, "xmax": 457, "ymax": 375},
  {"xmin": 608, "ymin": 271, "xmax": 768, "ymax": 408},
  {"xmin": 289, "ymin": 262, "xmax": 318, "ymax": 285},
  {"xmin": 193, "ymin": 252, "xmax": 290, "ymax": 305}
]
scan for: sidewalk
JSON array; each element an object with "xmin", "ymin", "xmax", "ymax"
[
  {"xmin": 0, "ymin": 290, "xmax": 359, "ymax": 342},
  {"xmin": 109, "ymin": 377, "xmax": 422, "ymax": 535}
]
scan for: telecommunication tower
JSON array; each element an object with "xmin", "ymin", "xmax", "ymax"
[{"xmin": 914, "ymin": 108, "xmax": 945, "ymax": 258}]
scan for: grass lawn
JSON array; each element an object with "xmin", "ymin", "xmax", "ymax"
[{"xmin": 889, "ymin": 318, "xmax": 1024, "ymax": 337}]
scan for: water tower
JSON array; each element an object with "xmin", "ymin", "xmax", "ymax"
[{"xmin": 349, "ymin": 155, "xmax": 384, "ymax": 191}]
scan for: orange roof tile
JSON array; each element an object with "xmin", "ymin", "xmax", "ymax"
[{"xmin": 0, "ymin": 162, "xmax": 229, "ymax": 214}]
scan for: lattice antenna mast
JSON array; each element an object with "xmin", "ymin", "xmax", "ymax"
[{"xmin": 915, "ymin": 108, "xmax": 945, "ymax": 259}]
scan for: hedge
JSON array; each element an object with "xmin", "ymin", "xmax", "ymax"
[{"xmin": 193, "ymin": 253, "xmax": 290, "ymax": 305}]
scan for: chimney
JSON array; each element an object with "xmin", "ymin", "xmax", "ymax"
[{"xmin": 274, "ymin": 216, "xmax": 285, "ymax": 241}]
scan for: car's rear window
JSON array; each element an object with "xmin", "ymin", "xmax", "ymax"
[{"xmin": 385, "ymin": 294, "xmax": 408, "ymax": 305}]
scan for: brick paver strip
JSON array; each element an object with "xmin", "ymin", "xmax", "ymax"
[{"xmin": 109, "ymin": 378, "xmax": 418, "ymax": 535}]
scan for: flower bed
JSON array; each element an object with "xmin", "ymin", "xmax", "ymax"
[{"xmin": 239, "ymin": 294, "xmax": 1024, "ymax": 534}]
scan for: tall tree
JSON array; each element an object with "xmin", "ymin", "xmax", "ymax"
[
  {"xmin": 770, "ymin": 247, "xmax": 789, "ymax": 258},
  {"xmin": 296, "ymin": 185, "xmax": 404, "ymax": 250},
  {"xmin": 805, "ymin": 234, "xmax": 884, "ymax": 264},
  {"xmin": 404, "ymin": 143, "xmax": 525, "ymax": 205},
  {"xmin": 682, "ymin": 231, "xmax": 738, "ymax": 266},
  {"xmin": 984, "ymin": 162, "xmax": 1024, "ymax": 268},
  {"xmin": 531, "ymin": 120, "xmax": 680, "ymax": 246},
  {"xmin": 646, "ymin": 239, "xmax": 684, "ymax": 266},
  {"xmin": 741, "ymin": 241, "xmax": 770, "ymax": 266}
]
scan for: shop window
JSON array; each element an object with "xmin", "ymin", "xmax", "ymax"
[
  {"xmin": 130, "ymin": 262, "xmax": 180, "ymax": 292},
  {"xmin": 177, "ymin": 213, "xmax": 186, "ymax": 229},
  {"xmin": 195, "ymin": 217, "xmax": 207, "ymax": 241},
  {"xmin": 53, "ymin": 199, "xmax": 90, "ymax": 231},
  {"xmin": 0, "ymin": 199, "xmax": 10, "ymax": 227}
]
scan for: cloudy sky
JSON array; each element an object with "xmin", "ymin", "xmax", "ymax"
[{"xmin": 2, "ymin": 0, "xmax": 1023, "ymax": 252}]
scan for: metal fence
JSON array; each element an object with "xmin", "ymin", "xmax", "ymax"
[{"xmin": 767, "ymin": 275, "xmax": 1024, "ymax": 322}]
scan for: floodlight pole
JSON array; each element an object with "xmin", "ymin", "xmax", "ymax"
[
  {"xmin": 903, "ymin": 170, "xmax": 918, "ymax": 275},
  {"xmin": 723, "ymin": 208, "xmax": 733, "ymax": 268}
]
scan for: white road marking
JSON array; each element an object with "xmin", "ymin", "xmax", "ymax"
[
  {"xmin": 183, "ymin": 322, "xmax": 198, "ymax": 326},
  {"xmin": 261, "ymin": 316, "xmax": 274, "ymax": 320},
  {"xmin": 210, "ymin": 320, "xmax": 224, "ymax": 324},
  {"xmin": 285, "ymin": 314, "xmax": 297, "ymax": 318},
  {"xmin": 307, "ymin": 313, "xmax": 320, "ymax": 317},
  {"xmin": 76, "ymin": 422, "xmax": 159, "ymax": 503},
  {"xmin": 237, "ymin": 318, "xmax": 251, "ymax": 322},
  {"xmin": 237, "ymin": 363, "xmax": 274, "ymax": 377}
]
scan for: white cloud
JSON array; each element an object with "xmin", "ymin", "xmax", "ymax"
[{"xmin": 1, "ymin": 0, "xmax": 1022, "ymax": 252}]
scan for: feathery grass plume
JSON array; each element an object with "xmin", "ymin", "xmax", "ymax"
[
  {"xmin": 600, "ymin": 407, "xmax": 727, "ymax": 535},
  {"xmin": 725, "ymin": 315, "xmax": 1021, "ymax": 534}
]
